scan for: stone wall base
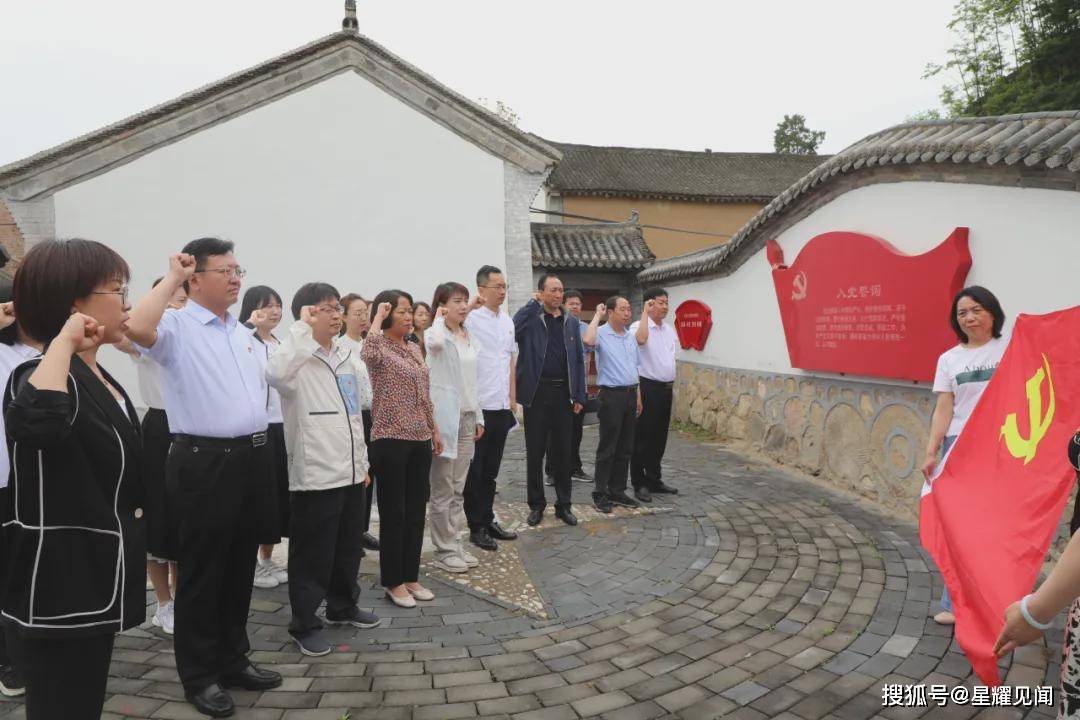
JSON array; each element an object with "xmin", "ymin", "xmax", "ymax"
[{"xmin": 674, "ymin": 360, "xmax": 1074, "ymax": 567}]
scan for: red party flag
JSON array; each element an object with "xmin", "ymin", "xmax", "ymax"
[{"xmin": 919, "ymin": 306, "xmax": 1080, "ymax": 685}]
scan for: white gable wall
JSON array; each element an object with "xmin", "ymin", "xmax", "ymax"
[
  {"xmin": 667, "ymin": 181, "xmax": 1080, "ymax": 383},
  {"xmin": 52, "ymin": 71, "xmax": 507, "ymax": 405}
]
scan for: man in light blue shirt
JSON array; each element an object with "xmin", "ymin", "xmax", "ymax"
[
  {"xmin": 127, "ymin": 238, "xmax": 282, "ymax": 717},
  {"xmin": 583, "ymin": 295, "xmax": 653, "ymax": 513}
]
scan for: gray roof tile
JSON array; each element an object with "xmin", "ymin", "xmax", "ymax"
[
  {"xmin": 531, "ymin": 221, "xmax": 654, "ymax": 271},
  {"xmin": 639, "ymin": 110, "xmax": 1080, "ymax": 284},
  {"xmin": 544, "ymin": 142, "xmax": 828, "ymax": 202}
]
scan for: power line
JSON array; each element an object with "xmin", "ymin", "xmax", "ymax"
[{"xmin": 529, "ymin": 207, "xmax": 734, "ymax": 239}]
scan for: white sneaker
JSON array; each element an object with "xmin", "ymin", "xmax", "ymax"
[
  {"xmin": 152, "ymin": 601, "xmax": 175, "ymax": 635},
  {"xmin": 261, "ymin": 558, "xmax": 288, "ymax": 584},
  {"xmin": 433, "ymin": 555, "xmax": 469, "ymax": 573},
  {"xmin": 460, "ymin": 551, "xmax": 479, "ymax": 568},
  {"xmin": 253, "ymin": 562, "xmax": 280, "ymax": 588}
]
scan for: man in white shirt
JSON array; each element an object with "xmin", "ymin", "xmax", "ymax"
[
  {"xmin": 629, "ymin": 287, "xmax": 680, "ymax": 503},
  {"xmin": 127, "ymin": 238, "xmax": 283, "ymax": 717},
  {"xmin": 463, "ymin": 265, "xmax": 520, "ymax": 552}
]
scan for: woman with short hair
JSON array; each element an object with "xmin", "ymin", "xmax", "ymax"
[
  {"xmin": 362, "ymin": 290, "xmax": 443, "ymax": 607},
  {"xmin": 922, "ymin": 285, "xmax": 1008, "ymax": 625},
  {"xmin": 2, "ymin": 238, "xmax": 146, "ymax": 719},
  {"xmin": 426, "ymin": 282, "xmax": 485, "ymax": 574},
  {"xmin": 240, "ymin": 285, "xmax": 290, "ymax": 590}
]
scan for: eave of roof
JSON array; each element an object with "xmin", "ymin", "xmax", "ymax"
[
  {"xmin": 0, "ymin": 32, "xmax": 561, "ymax": 200},
  {"xmin": 532, "ymin": 221, "xmax": 655, "ymax": 271},
  {"xmin": 639, "ymin": 110, "xmax": 1080, "ymax": 285}
]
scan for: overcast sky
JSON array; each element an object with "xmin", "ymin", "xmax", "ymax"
[{"xmin": 0, "ymin": 1, "xmax": 957, "ymax": 166}]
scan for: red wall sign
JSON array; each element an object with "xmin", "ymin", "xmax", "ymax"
[
  {"xmin": 766, "ymin": 227, "xmax": 971, "ymax": 382},
  {"xmin": 675, "ymin": 300, "xmax": 713, "ymax": 351}
]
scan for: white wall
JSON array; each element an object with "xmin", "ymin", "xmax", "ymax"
[
  {"xmin": 668, "ymin": 181, "xmax": 1080, "ymax": 383},
  {"xmin": 53, "ymin": 71, "xmax": 507, "ymax": 405}
]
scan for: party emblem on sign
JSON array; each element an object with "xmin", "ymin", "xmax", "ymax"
[
  {"xmin": 1000, "ymin": 353, "xmax": 1056, "ymax": 465},
  {"xmin": 791, "ymin": 271, "xmax": 807, "ymax": 301}
]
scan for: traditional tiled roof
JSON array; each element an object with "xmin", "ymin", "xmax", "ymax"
[
  {"xmin": 531, "ymin": 221, "xmax": 655, "ymax": 271},
  {"xmin": 0, "ymin": 32, "xmax": 560, "ymax": 199},
  {"xmin": 544, "ymin": 142, "xmax": 829, "ymax": 203},
  {"xmin": 639, "ymin": 110, "xmax": 1080, "ymax": 284}
]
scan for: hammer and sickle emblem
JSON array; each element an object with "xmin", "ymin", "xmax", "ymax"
[
  {"xmin": 791, "ymin": 271, "xmax": 807, "ymax": 301},
  {"xmin": 999, "ymin": 353, "xmax": 1055, "ymax": 465}
]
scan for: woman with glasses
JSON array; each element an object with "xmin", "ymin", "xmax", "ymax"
[
  {"xmin": 339, "ymin": 294, "xmax": 379, "ymax": 551},
  {"xmin": 1, "ymin": 239, "xmax": 146, "ymax": 718},
  {"xmin": 240, "ymin": 285, "xmax": 290, "ymax": 591},
  {"xmin": 362, "ymin": 291, "xmax": 443, "ymax": 608}
]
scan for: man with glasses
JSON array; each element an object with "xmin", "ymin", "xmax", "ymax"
[
  {"xmin": 127, "ymin": 238, "xmax": 283, "ymax": 718},
  {"xmin": 463, "ymin": 265, "xmax": 520, "ymax": 552}
]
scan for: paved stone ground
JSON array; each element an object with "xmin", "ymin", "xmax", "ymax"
[{"xmin": 0, "ymin": 429, "xmax": 1066, "ymax": 719}]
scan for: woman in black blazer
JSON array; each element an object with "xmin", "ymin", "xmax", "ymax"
[{"xmin": 2, "ymin": 239, "xmax": 145, "ymax": 719}]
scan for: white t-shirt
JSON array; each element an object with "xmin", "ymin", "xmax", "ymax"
[
  {"xmin": 249, "ymin": 329, "xmax": 284, "ymax": 424},
  {"xmin": 132, "ymin": 352, "xmax": 166, "ymax": 410},
  {"xmin": 0, "ymin": 343, "xmax": 41, "ymax": 489},
  {"xmin": 932, "ymin": 335, "xmax": 1009, "ymax": 438},
  {"xmin": 450, "ymin": 332, "xmax": 479, "ymax": 415}
]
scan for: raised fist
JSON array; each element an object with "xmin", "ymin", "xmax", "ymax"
[
  {"xmin": 595, "ymin": 304, "xmax": 607, "ymax": 320},
  {"xmin": 376, "ymin": 302, "xmax": 392, "ymax": 318},
  {"xmin": 59, "ymin": 312, "xmax": 105, "ymax": 352},
  {"xmin": 436, "ymin": 306, "xmax": 449, "ymax": 318},
  {"xmin": 168, "ymin": 253, "xmax": 196, "ymax": 282},
  {"xmin": 0, "ymin": 302, "xmax": 15, "ymax": 331},
  {"xmin": 300, "ymin": 305, "xmax": 317, "ymax": 327}
]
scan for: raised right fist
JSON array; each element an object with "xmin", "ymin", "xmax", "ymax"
[
  {"xmin": 169, "ymin": 253, "xmax": 196, "ymax": 282},
  {"xmin": 59, "ymin": 312, "xmax": 105, "ymax": 352},
  {"xmin": 595, "ymin": 303, "xmax": 607, "ymax": 320}
]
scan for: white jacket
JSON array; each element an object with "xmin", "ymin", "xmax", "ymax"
[
  {"xmin": 266, "ymin": 320, "xmax": 369, "ymax": 492},
  {"xmin": 426, "ymin": 316, "xmax": 482, "ymax": 459}
]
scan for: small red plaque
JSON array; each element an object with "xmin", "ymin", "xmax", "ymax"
[{"xmin": 675, "ymin": 300, "xmax": 713, "ymax": 351}]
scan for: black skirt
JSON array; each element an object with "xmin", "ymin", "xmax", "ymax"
[
  {"xmin": 141, "ymin": 408, "xmax": 175, "ymax": 561},
  {"xmin": 256, "ymin": 422, "xmax": 289, "ymax": 544}
]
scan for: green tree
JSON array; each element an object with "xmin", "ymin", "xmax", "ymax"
[
  {"xmin": 773, "ymin": 114, "xmax": 826, "ymax": 155},
  {"xmin": 925, "ymin": 0, "xmax": 1080, "ymax": 117}
]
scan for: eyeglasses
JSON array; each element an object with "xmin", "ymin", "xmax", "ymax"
[
  {"xmin": 195, "ymin": 266, "xmax": 247, "ymax": 279},
  {"xmin": 480, "ymin": 284, "xmax": 509, "ymax": 291},
  {"xmin": 91, "ymin": 284, "xmax": 130, "ymax": 303},
  {"xmin": 316, "ymin": 304, "xmax": 345, "ymax": 315}
]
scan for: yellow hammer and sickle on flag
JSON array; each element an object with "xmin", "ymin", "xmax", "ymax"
[{"xmin": 999, "ymin": 353, "xmax": 1055, "ymax": 465}]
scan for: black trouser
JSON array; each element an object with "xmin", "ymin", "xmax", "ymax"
[
  {"xmin": 23, "ymin": 633, "xmax": 114, "ymax": 719},
  {"xmin": 371, "ymin": 439, "xmax": 431, "ymax": 588},
  {"xmin": 464, "ymin": 409, "xmax": 515, "ymax": 531},
  {"xmin": 168, "ymin": 434, "xmax": 267, "ymax": 691},
  {"xmin": 524, "ymin": 379, "xmax": 573, "ymax": 511},
  {"xmin": 631, "ymin": 378, "xmax": 674, "ymax": 490},
  {"xmin": 547, "ymin": 409, "xmax": 584, "ymax": 476},
  {"xmin": 361, "ymin": 410, "xmax": 376, "ymax": 533},
  {"xmin": 288, "ymin": 483, "xmax": 366, "ymax": 638},
  {"xmin": 594, "ymin": 386, "xmax": 638, "ymax": 499},
  {"xmin": 0, "ymin": 625, "xmax": 22, "ymax": 686}
]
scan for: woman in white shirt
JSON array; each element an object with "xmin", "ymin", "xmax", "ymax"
[
  {"xmin": 426, "ymin": 283, "xmax": 484, "ymax": 574},
  {"xmin": 921, "ymin": 286, "xmax": 1008, "ymax": 625},
  {"xmin": 115, "ymin": 277, "xmax": 187, "ymax": 636},
  {"xmin": 339, "ymin": 294, "xmax": 378, "ymax": 551},
  {"xmin": 240, "ymin": 286, "xmax": 289, "ymax": 590}
]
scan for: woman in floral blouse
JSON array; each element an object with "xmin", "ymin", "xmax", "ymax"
[{"xmin": 361, "ymin": 290, "xmax": 443, "ymax": 608}]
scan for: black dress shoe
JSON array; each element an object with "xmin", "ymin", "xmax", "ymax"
[
  {"xmin": 362, "ymin": 532, "xmax": 380, "ymax": 551},
  {"xmin": 470, "ymin": 527, "xmax": 497, "ymax": 551},
  {"xmin": 634, "ymin": 487, "xmax": 653, "ymax": 503},
  {"xmin": 609, "ymin": 492, "xmax": 640, "ymax": 508},
  {"xmin": 220, "ymin": 664, "xmax": 282, "ymax": 691},
  {"xmin": 652, "ymin": 481, "xmax": 678, "ymax": 494},
  {"xmin": 593, "ymin": 495, "xmax": 613, "ymax": 513},
  {"xmin": 555, "ymin": 507, "xmax": 578, "ymax": 526},
  {"xmin": 487, "ymin": 522, "xmax": 518, "ymax": 541},
  {"xmin": 571, "ymin": 469, "xmax": 593, "ymax": 482},
  {"xmin": 527, "ymin": 508, "xmax": 544, "ymax": 526},
  {"xmin": 185, "ymin": 684, "xmax": 234, "ymax": 718}
]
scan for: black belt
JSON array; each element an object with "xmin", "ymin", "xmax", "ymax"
[
  {"xmin": 600, "ymin": 384, "xmax": 638, "ymax": 392},
  {"xmin": 539, "ymin": 377, "xmax": 567, "ymax": 385},
  {"xmin": 640, "ymin": 377, "xmax": 675, "ymax": 388},
  {"xmin": 173, "ymin": 431, "xmax": 268, "ymax": 449}
]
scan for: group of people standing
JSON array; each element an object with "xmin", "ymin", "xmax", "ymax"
[{"xmin": 0, "ymin": 236, "xmax": 681, "ymax": 719}]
